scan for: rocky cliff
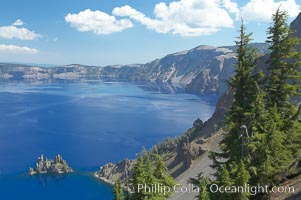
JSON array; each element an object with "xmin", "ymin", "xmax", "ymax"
[
  {"xmin": 100, "ymin": 44, "xmax": 268, "ymax": 94},
  {"xmin": 94, "ymin": 159, "xmax": 135, "ymax": 185},
  {"xmin": 0, "ymin": 63, "xmax": 101, "ymax": 81},
  {"xmin": 0, "ymin": 43, "xmax": 268, "ymax": 94},
  {"xmin": 291, "ymin": 12, "xmax": 301, "ymax": 51}
]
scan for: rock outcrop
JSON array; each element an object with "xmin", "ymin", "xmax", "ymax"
[
  {"xmin": 291, "ymin": 12, "xmax": 301, "ymax": 51},
  {"xmin": 0, "ymin": 43, "xmax": 269, "ymax": 95},
  {"xmin": 29, "ymin": 154, "xmax": 73, "ymax": 175},
  {"xmin": 175, "ymin": 137, "xmax": 192, "ymax": 169},
  {"xmin": 94, "ymin": 159, "xmax": 135, "ymax": 185}
]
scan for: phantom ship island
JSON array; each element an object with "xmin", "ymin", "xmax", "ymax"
[{"xmin": 29, "ymin": 154, "xmax": 73, "ymax": 175}]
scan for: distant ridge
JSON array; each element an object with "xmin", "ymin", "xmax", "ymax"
[{"xmin": 0, "ymin": 43, "xmax": 269, "ymax": 95}]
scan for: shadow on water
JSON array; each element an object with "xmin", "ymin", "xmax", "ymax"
[{"xmin": 28, "ymin": 173, "xmax": 70, "ymax": 187}]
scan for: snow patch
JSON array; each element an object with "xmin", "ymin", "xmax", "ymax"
[
  {"xmin": 215, "ymin": 47, "xmax": 233, "ymax": 53},
  {"xmin": 172, "ymin": 50, "xmax": 189, "ymax": 56}
]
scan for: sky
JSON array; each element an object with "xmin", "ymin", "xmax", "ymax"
[{"xmin": 0, "ymin": 0, "xmax": 300, "ymax": 66}]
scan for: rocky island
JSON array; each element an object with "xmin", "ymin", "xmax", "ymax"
[{"xmin": 29, "ymin": 154, "xmax": 73, "ymax": 175}]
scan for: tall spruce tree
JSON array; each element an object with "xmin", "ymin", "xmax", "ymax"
[
  {"xmin": 113, "ymin": 178, "xmax": 124, "ymax": 200},
  {"xmin": 235, "ymin": 160, "xmax": 250, "ymax": 200},
  {"xmin": 189, "ymin": 172, "xmax": 210, "ymax": 200},
  {"xmin": 153, "ymin": 154, "xmax": 175, "ymax": 198},
  {"xmin": 208, "ymin": 8, "xmax": 301, "ymax": 200},
  {"xmin": 247, "ymin": 82, "xmax": 271, "ymax": 186},
  {"xmin": 266, "ymin": 8, "xmax": 301, "ymax": 116},
  {"xmin": 211, "ymin": 20, "xmax": 261, "ymax": 200},
  {"xmin": 143, "ymin": 153, "xmax": 157, "ymax": 199},
  {"xmin": 263, "ymin": 8, "xmax": 301, "ymax": 183},
  {"xmin": 217, "ymin": 166, "xmax": 232, "ymax": 200},
  {"xmin": 128, "ymin": 151, "xmax": 175, "ymax": 200},
  {"xmin": 220, "ymin": 21, "xmax": 259, "ymax": 163},
  {"xmin": 130, "ymin": 156, "xmax": 146, "ymax": 200}
]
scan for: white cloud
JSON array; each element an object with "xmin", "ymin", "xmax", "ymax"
[
  {"xmin": 13, "ymin": 19, "xmax": 24, "ymax": 26},
  {"xmin": 239, "ymin": 0, "xmax": 301, "ymax": 22},
  {"xmin": 113, "ymin": 0, "xmax": 235, "ymax": 37},
  {"xmin": 0, "ymin": 44, "xmax": 39, "ymax": 54},
  {"xmin": 65, "ymin": 9, "xmax": 133, "ymax": 35},
  {"xmin": 65, "ymin": 0, "xmax": 301, "ymax": 37},
  {"xmin": 0, "ymin": 25, "xmax": 40, "ymax": 40},
  {"xmin": 221, "ymin": 0, "xmax": 239, "ymax": 15},
  {"xmin": 113, "ymin": 5, "xmax": 169, "ymax": 33}
]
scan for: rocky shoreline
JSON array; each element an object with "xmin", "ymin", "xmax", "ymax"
[
  {"xmin": 93, "ymin": 172, "xmax": 115, "ymax": 186},
  {"xmin": 94, "ymin": 159, "xmax": 135, "ymax": 186}
]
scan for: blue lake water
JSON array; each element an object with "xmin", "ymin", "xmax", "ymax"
[{"xmin": 0, "ymin": 81, "xmax": 217, "ymax": 200}]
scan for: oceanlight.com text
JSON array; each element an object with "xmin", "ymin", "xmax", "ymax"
[{"xmin": 209, "ymin": 183, "xmax": 295, "ymax": 195}]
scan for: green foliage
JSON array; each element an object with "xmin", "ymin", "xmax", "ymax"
[
  {"xmin": 266, "ymin": 8, "xmax": 301, "ymax": 116},
  {"xmin": 150, "ymin": 137, "xmax": 179, "ymax": 160},
  {"xmin": 217, "ymin": 165, "xmax": 234, "ymax": 200},
  {"xmin": 189, "ymin": 173, "xmax": 211, "ymax": 200},
  {"xmin": 206, "ymin": 9, "xmax": 301, "ymax": 200},
  {"xmin": 127, "ymin": 150, "xmax": 176, "ymax": 200},
  {"xmin": 113, "ymin": 178, "xmax": 124, "ymax": 200},
  {"xmin": 153, "ymin": 154, "xmax": 176, "ymax": 198},
  {"xmin": 220, "ymin": 20, "xmax": 259, "ymax": 163},
  {"xmin": 116, "ymin": 8, "xmax": 301, "ymax": 200},
  {"xmin": 215, "ymin": 21, "xmax": 260, "ymax": 200},
  {"xmin": 235, "ymin": 160, "xmax": 250, "ymax": 200},
  {"xmin": 130, "ymin": 156, "xmax": 146, "ymax": 200}
]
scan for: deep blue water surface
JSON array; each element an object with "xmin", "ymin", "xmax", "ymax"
[{"xmin": 0, "ymin": 81, "xmax": 217, "ymax": 200}]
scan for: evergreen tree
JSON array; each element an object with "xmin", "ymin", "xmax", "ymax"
[
  {"xmin": 208, "ymin": 8, "xmax": 301, "ymax": 200},
  {"xmin": 258, "ymin": 105, "xmax": 292, "ymax": 185},
  {"xmin": 154, "ymin": 154, "xmax": 166, "ymax": 180},
  {"xmin": 220, "ymin": 20, "xmax": 259, "ymax": 163},
  {"xmin": 214, "ymin": 21, "xmax": 259, "ymax": 200},
  {"xmin": 247, "ymin": 82, "xmax": 271, "ymax": 186},
  {"xmin": 128, "ymin": 151, "xmax": 176, "ymax": 200},
  {"xmin": 154, "ymin": 154, "xmax": 175, "ymax": 198},
  {"xmin": 113, "ymin": 178, "xmax": 124, "ymax": 200},
  {"xmin": 262, "ymin": 8, "xmax": 301, "ymax": 184},
  {"xmin": 218, "ymin": 166, "xmax": 233, "ymax": 200},
  {"xmin": 235, "ymin": 160, "xmax": 250, "ymax": 200},
  {"xmin": 124, "ymin": 190, "xmax": 130, "ymax": 200},
  {"xmin": 189, "ymin": 172, "xmax": 210, "ymax": 200},
  {"xmin": 130, "ymin": 156, "xmax": 146, "ymax": 200},
  {"xmin": 209, "ymin": 20, "xmax": 268, "ymax": 200},
  {"xmin": 143, "ymin": 153, "xmax": 157, "ymax": 199},
  {"xmin": 265, "ymin": 8, "xmax": 301, "ymax": 117},
  {"xmin": 198, "ymin": 178, "xmax": 210, "ymax": 200}
]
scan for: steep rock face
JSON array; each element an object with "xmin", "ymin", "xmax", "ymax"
[
  {"xmin": 174, "ymin": 138, "xmax": 192, "ymax": 169},
  {"xmin": 0, "ymin": 43, "xmax": 269, "ymax": 94},
  {"xmin": 198, "ymin": 88, "xmax": 233, "ymax": 137},
  {"xmin": 100, "ymin": 46, "xmax": 239, "ymax": 94},
  {"xmin": 184, "ymin": 47, "xmax": 236, "ymax": 93},
  {"xmin": 291, "ymin": 12, "xmax": 301, "ymax": 51},
  {"xmin": 94, "ymin": 159, "xmax": 135, "ymax": 184},
  {"xmin": 97, "ymin": 64, "xmax": 142, "ymax": 81},
  {"xmin": 97, "ymin": 43, "xmax": 266, "ymax": 94},
  {"xmin": 0, "ymin": 64, "xmax": 102, "ymax": 81}
]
